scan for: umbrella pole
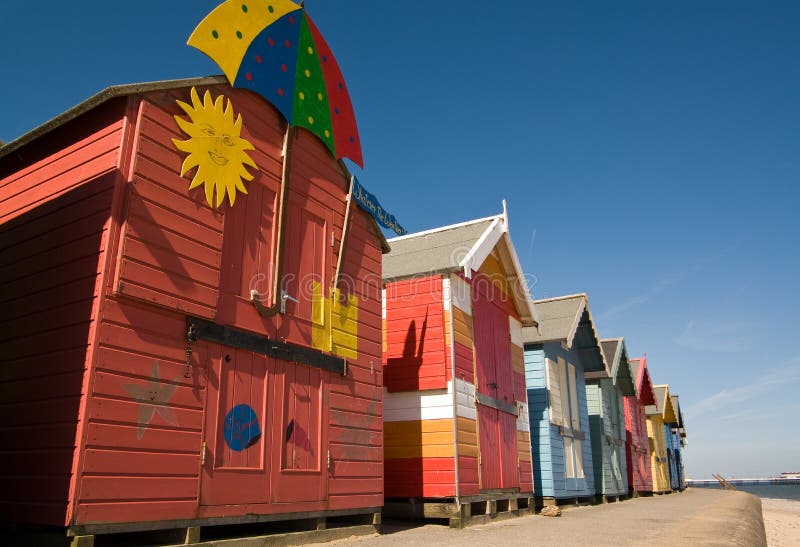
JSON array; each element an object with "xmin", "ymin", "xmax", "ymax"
[
  {"xmin": 333, "ymin": 172, "xmax": 355, "ymax": 295},
  {"xmin": 251, "ymin": 124, "xmax": 295, "ymax": 317}
]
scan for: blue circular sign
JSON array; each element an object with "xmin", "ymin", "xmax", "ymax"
[{"xmin": 223, "ymin": 404, "xmax": 262, "ymax": 452}]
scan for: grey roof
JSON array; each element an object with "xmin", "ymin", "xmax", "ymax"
[
  {"xmin": 521, "ymin": 294, "xmax": 607, "ymax": 373},
  {"xmin": 589, "ymin": 338, "xmax": 636, "ymax": 396},
  {"xmin": 671, "ymin": 395, "xmax": 684, "ymax": 429},
  {"xmin": 629, "ymin": 359, "xmax": 641, "ymax": 383},
  {"xmin": 647, "ymin": 385, "xmax": 677, "ymax": 422},
  {"xmin": 521, "ymin": 295, "xmax": 584, "ymax": 345},
  {"xmin": 382, "ymin": 218, "xmax": 495, "ymax": 281}
]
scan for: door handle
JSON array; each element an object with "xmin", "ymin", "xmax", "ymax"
[{"xmin": 280, "ymin": 290, "xmax": 300, "ymax": 314}]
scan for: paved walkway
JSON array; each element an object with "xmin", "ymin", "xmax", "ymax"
[{"xmin": 311, "ymin": 489, "xmax": 766, "ymax": 547}]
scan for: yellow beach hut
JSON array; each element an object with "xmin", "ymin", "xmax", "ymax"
[{"xmin": 645, "ymin": 384, "xmax": 677, "ymax": 493}]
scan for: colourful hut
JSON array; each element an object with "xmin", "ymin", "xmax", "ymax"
[
  {"xmin": 624, "ymin": 355, "xmax": 657, "ymax": 496},
  {"xmin": 0, "ymin": 77, "xmax": 388, "ymax": 542},
  {"xmin": 585, "ymin": 338, "xmax": 636, "ymax": 502},
  {"xmin": 669, "ymin": 395, "xmax": 686, "ymax": 491},
  {"xmin": 523, "ymin": 294, "xmax": 605, "ymax": 504},
  {"xmin": 646, "ymin": 384, "xmax": 678, "ymax": 494},
  {"xmin": 382, "ymin": 211, "xmax": 538, "ymax": 526}
]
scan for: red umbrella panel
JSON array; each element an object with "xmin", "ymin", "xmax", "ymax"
[{"xmin": 189, "ymin": 1, "xmax": 363, "ymax": 167}]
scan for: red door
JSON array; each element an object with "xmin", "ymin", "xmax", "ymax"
[
  {"xmin": 277, "ymin": 193, "xmax": 331, "ymax": 346},
  {"xmin": 472, "ymin": 276, "xmax": 519, "ymax": 490},
  {"xmin": 271, "ymin": 359, "xmax": 327, "ymax": 502},
  {"xmin": 271, "ymin": 190, "xmax": 330, "ymax": 502},
  {"xmin": 201, "ymin": 345, "xmax": 273, "ymax": 506}
]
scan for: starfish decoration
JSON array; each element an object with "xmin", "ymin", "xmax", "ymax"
[{"xmin": 123, "ymin": 361, "xmax": 180, "ymax": 439}]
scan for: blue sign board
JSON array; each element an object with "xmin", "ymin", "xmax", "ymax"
[{"xmin": 351, "ymin": 177, "xmax": 406, "ymax": 236}]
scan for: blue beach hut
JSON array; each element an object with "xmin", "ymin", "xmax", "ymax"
[
  {"xmin": 523, "ymin": 294, "xmax": 607, "ymax": 504},
  {"xmin": 669, "ymin": 395, "xmax": 686, "ymax": 491}
]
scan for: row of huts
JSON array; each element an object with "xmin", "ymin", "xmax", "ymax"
[
  {"xmin": 0, "ymin": 78, "xmax": 686, "ymax": 542},
  {"xmin": 381, "ymin": 212, "xmax": 688, "ymax": 523}
]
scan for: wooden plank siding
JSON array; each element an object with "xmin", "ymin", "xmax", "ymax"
[
  {"xmin": 647, "ymin": 415, "xmax": 671, "ymax": 493},
  {"xmin": 384, "ymin": 276, "xmax": 448, "ymax": 392},
  {"xmin": 0, "ymin": 99, "xmax": 126, "ymax": 225},
  {"xmin": 624, "ymin": 394, "xmax": 652, "ymax": 493},
  {"xmin": 586, "ymin": 379, "xmax": 628, "ymax": 497},
  {"xmin": 2, "ymin": 83, "xmax": 385, "ymax": 528},
  {"xmin": 0, "ymin": 174, "xmax": 117, "ymax": 525},
  {"xmin": 525, "ymin": 343, "xmax": 596, "ymax": 499}
]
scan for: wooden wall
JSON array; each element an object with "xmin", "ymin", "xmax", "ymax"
[
  {"xmin": 1, "ymin": 83, "xmax": 384, "ymax": 527},
  {"xmin": 383, "ymin": 275, "xmax": 456, "ymax": 498},
  {"xmin": 624, "ymin": 395, "xmax": 652, "ymax": 493},
  {"xmin": 647, "ymin": 415, "xmax": 671, "ymax": 493},
  {"xmin": 383, "ymin": 264, "xmax": 532, "ymax": 499},
  {"xmin": 0, "ymin": 175, "xmax": 117, "ymax": 525},
  {"xmin": 586, "ymin": 379, "xmax": 628, "ymax": 497},
  {"xmin": 76, "ymin": 85, "xmax": 384, "ymax": 523},
  {"xmin": 524, "ymin": 342, "xmax": 596, "ymax": 499}
]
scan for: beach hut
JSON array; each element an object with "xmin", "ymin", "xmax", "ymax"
[
  {"xmin": 669, "ymin": 395, "xmax": 686, "ymax": 491},
  {"xmin": 0, "ymin": 77, "xmax": 388, "ymax": 542},
  {"xmin": 382, "ymin": 210, "xmax": 538, "ymax": 526},
  {"xmin": 523, "ymin": 294, "xmax": 605, "ymax": 504},
  {"xmin": 646, "ymin": 384, "xmax": 678, "ymax": 494},
  {"xmin": 585, "ymin": 338, "xmax": 636, "ymax": 502},
  {"xmin": 624, "ymin": 355, "xmax": 657, "ymax": 496}
]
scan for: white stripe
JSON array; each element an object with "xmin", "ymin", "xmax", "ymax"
[{"xmin": 451, "ymin": 275, "xmax": 472, "ymax": 316}]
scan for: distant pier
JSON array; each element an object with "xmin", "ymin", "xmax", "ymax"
[{"xmin": 687, "ymin": 477, "xmax": 800, "ymax": 487}]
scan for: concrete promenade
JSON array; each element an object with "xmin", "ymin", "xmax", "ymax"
[{"xmin": 310, "ymin": 488, "xmax": 766, "ymax": 547}]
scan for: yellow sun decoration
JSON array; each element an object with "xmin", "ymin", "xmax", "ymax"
[{"xmin": 172, "ymin": 87, "xmax": 257, "ymax": 207}]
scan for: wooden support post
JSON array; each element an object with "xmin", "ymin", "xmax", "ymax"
[
  {"xmin": 184, "ymin": 526, "xmax": 201, "ymax": 544},
  {"xmin": 70, "ymin": 536, "xmax": 94, "ymax": 547},
  {"xmin": 487, "ymin": 499, "xmax": 498, "ymax": 515},
  {"xmin": 448, "ymin": 502, "xmax": 471, "ymax": 529}
]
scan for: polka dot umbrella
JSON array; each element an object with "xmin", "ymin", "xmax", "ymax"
[{"xmin": 188, "ymin": 0, "xmax": 363, "ymax": 167}]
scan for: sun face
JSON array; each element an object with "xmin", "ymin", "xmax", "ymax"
[{"xmin": 172, "ymin": 87, "xmax": 257, "ymax": 207}]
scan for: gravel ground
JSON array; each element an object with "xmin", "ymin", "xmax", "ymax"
[{"xmin": 309, "ymin": 488, "xmax": 766, "ymax": 547}]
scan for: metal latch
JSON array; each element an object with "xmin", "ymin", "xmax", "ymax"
[{"xmin": 280, "ymin": 289, "xmax": 299, "ymax": 314}]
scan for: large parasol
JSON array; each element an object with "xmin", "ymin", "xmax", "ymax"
[{"xmin": 188, "ymin": 0, "xmax": 363, "ymax": 167}]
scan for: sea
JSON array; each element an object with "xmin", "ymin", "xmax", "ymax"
[{"xmin": 689, "ymin": 483, "xmax": 800, "ymax": 502}]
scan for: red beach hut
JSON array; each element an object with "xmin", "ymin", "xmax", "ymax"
[
  {"xmin": 624, "ymin": 354, "xmax": 657, "ymax": 496},
  {"xmin": 381, "ymin": 210, "xmax": 538, "ymax": 527},
  {"xmin": 0, "ymin": 77, "xmax": 387, "ymax": 542}
]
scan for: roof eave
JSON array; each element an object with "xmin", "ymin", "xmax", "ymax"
[{"xmin": 0, "ymin": 76, "xmax": 227, "ymax": 160}]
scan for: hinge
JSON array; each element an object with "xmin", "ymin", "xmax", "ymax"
[
  {"xmin": 331, "ymin": 231, "xmax": 336, "ymax": 247},
  {"xmin": 200, "ymin": 442, "xmax": 207, "ymax": 466},
  {"xmin": 327, "ymin": 449, "xmax": 332, "ymax": 470}
]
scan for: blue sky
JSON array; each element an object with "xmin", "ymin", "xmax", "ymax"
[{"xmin": 2, "ymin": 1, "xmax": 798, "ymax": 479}]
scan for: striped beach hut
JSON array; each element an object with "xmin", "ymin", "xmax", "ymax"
[
  {"xmin": 585, "ymin": 338, "xmax": 636, "ymax": 502},
  {"xmin": 382, "ymin": 210, "xmax": 538, "ymax": 526},
  {"xmin": 523, "ymin": 294, "xmax": 605, "ymax": 504},
  {"xmin": 624, "ymin": 355, "xmax": 657, "ymax": 496},
  {"xmin": 646, "ymin": 384, "xmax": 678, "ymax": 493}
]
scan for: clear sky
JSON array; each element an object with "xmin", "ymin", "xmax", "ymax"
[{"xmin": 2, "ymin": 1, "xmax": 798, "ymax": 479}]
